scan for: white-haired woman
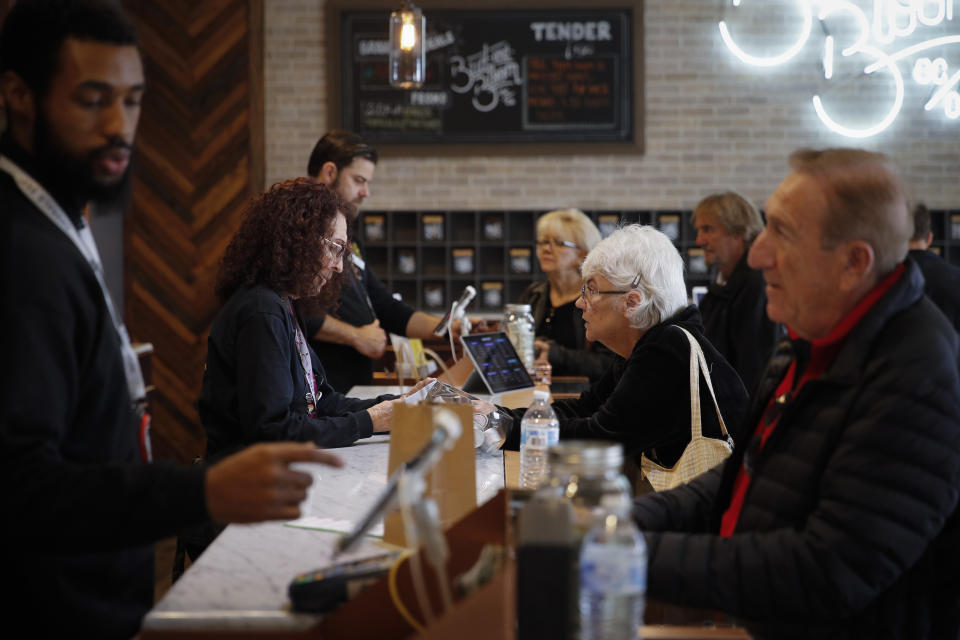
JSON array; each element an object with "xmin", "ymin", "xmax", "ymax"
[
  {"xmin": 505, "ymin": 224, "xmax": 749, "ymax": 470},
  {"xmin": 517, "ymin": 208, "xmax": 615, "ymax": 381}
]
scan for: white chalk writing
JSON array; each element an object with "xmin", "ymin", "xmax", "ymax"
[
  {"xmin": 530, "ymin": 21, "xmax": 612, "ymax": 42},
  {"xmin": 450, "ymin": 41, "xmax": 523, "ymax": 113},
  {"xmin": 357, "ymin": 30, "xmax": 456, "ymax": 57}
]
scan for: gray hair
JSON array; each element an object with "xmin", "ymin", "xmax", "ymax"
[
  {"xmin": 581, "ymin": 224, "xmax": 688, "ymax": 330},
  {"xmin": 788, "ymin": 148, "xmax": 911, "ymax": 276},
  {"xmin": 691, "ymin": 191, "xmax": 764, "ymax": 243}
]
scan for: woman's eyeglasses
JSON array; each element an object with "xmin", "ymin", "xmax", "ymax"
[
  {"xmin": 580, "ymin": 283, "xmax": 630, "ymax": 299},
  {"xmin": 322, "ymin": 237, "xmax": 347, "ymax": 260},
  {"xmin": 579, "ymin": 274, "xmax": 643, "ymax": 300},
  {"xmin": 536, "ymin": 238, "xmax": 579, "ymax": 250}
]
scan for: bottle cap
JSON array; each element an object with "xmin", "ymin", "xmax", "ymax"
[
  {"xmin": 504, "ymin": 303, "xmax": 532, "ymax": 313},
  {"xmin": 548, "ymin": 440, "xmax": 623, "ymax": 472},
  {"xmin": 533, "ymin": 389, "xmax": 550, "ymax": 402}
]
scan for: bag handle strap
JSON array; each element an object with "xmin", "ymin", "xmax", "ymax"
[{"xmin": 674, "ymin": 325, "xmax": 730, "ymax": 440}]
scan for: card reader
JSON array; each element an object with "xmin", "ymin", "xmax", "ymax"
[{"xmin": 288, "ymin": 551, "xmax": 402, "ymax": 613}]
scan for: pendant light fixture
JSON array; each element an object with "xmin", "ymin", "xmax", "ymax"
[{"xmin": 389, "ymin": 0, "xmax": 425, "ymax": 89}]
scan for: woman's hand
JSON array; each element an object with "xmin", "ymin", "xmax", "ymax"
[
  {"xmin": 534, "ymin": 339, "xmax": 551, "ymax": 361},
  {"xmin": 367, "ymin": 398, "xmax": 401, "ymax": 433},
  {"xmin": 403, "ymin": 377, "xmax": 436, "ymax": 399}
]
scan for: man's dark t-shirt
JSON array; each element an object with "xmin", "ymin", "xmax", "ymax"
[{"xmin": 306, "ymin": 235, "xmax": 415, "ymax": 392}]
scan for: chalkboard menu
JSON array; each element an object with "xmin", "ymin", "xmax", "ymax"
[{"xmin": 340, "ymin": 9, "xmax": 633, "ymax": 143}]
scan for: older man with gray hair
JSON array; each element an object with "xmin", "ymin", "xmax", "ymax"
[
  {"xmin": 634, "ymin": 148, "xmax": 960, "ymax": 638},
  {"xmin": 693, "ymin": 191, "xmax": 781, "ymax": 391}
]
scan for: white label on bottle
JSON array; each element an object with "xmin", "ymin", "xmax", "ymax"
[
  {"xmin": 580, "ymin": 545, "xmax": 646, "ymax": 594},
  {"xmin": 521, "ymin": 426, "xmax": 558, "ymax": 448}
]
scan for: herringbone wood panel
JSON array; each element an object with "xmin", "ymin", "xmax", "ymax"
[{"xmin": 124, "ymin": 0, "xmax": 263, "ymax": 463}]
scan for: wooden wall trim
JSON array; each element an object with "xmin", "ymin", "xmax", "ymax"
[
  {"xmin": 124, "ymin": 1, "xmax": 261, "ymax": 462},
  {"xmin": 248, "ymin": 0, "xmax": 265, "ymax": 195}
]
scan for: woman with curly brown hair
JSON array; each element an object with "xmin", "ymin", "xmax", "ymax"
[{"xmin": 198, "ymin": 178, "xmax": 409, "ymax": 462}]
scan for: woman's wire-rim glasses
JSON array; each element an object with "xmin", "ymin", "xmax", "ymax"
[
  {"xmin": 580, "ymin": 273, "xmax": 643, "ymax": 300},
  {"xmin": 536, "ymin": 238, "xmax": 579, "ymax": 250},
  {"xmin": 322, "ymin": 237, "xmax": 348, "ymax": 260}
]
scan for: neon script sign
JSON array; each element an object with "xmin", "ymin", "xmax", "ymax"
[{"xmin": 719, "ymin": 0, "xmax": 960, "ymax": 138}]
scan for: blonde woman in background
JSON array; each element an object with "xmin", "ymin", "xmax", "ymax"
[{"xmin": 517, "ymin": 208, "xmax": 615, "ymax": 381}]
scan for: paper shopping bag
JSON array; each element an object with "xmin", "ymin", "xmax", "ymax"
[{"xmin": 383, "ymin": 402, "xmax": 476, "ymax": 547}]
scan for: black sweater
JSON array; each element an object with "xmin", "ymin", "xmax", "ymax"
[
  {"xmin": 0, "ymin": 136, "xmax": 208, "ymax": 638},
  {"xmin": 505, "ymin": 306, "xmax": 749, "ymax": 467},
  {"xmin": 199, "ymin": 285, "xmax": 395, "ymax": 460}
]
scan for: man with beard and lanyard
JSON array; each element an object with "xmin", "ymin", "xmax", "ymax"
[
  {"xmin": 304, "ymin": 130, "xmax": 482, "ymax": 392},
  {"xmin": 0, "ymin": 2, "xmax": 344, "ymax": 637}
]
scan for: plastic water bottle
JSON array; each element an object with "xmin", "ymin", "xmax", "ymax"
[
  {"xmin": 519, "ymin": 389, "xmax": 560, "ymax": 490},
  {"xmin": 579, "ymin": 505, "xmax": 647, "ymax": 640},
  {"xmin": 503, "ymin": 303, "xmax": 536, "ymax": 371}
]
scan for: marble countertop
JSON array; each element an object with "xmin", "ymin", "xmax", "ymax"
[{"xmin": 144, "ymin": 433, "xmax": 505, "ymax": 633}]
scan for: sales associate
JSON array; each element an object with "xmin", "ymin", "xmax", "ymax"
[
  {"xmin": 199, "ymin": 179, "xmax": 416, "ymax": 461},
  {"xmin": 304, "ymin": 131, "xmax": 476, "ymax": 392}
]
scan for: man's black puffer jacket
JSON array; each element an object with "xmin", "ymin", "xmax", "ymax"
[{"xmin": 633, "ymin": 259, "xmax": 960, "ymax": 639}]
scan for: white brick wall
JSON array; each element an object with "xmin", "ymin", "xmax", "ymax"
[{"xmin": 265, "ymin": 0, "xmax": 960, "ymax": 209}]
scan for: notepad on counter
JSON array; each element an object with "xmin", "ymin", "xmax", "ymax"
[{"xmin": 285, "ymin": 516, "xmax": 384, "ymax": 538}]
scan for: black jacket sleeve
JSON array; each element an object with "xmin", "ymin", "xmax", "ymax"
[
  {"xmin": 547, "ymin": 341, "xmax": 617, "ymax": 381},
  {"xmin": 234, "ymin": 309, "xmax": 380, "ymax": 447},
  {"xmin": 632, "ymin": 466, "xmax": 724, "ymax": 535}
]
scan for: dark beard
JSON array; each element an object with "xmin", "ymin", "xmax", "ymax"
[
  {"xmin": 330, "ymin": 173, "xmax": 361, "ymax": 221},
  {"xmin": 33, "ymin": 112, "xmax": 134, "ymax": 212}
]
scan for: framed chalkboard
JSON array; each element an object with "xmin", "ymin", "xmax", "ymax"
[{"xmin": 337, "ymin": 7, "xmax": 635, "ymax": 144}]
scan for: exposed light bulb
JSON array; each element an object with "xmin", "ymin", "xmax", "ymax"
[
  {"xmin": 401, "ymin": 21, "xmax": 416, "ymax": 51},
  {"xmin": 389, "ymin": 3, "xmax": 425, "ymax": 89}
]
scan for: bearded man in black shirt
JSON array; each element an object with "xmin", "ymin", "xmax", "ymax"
[{"xmin": 0, "ymin": 2, "xmax": 343, "ymax": 637}]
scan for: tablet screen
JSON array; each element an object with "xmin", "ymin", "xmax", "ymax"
[{"xmin": 460, "ymin": 332, "xmax": 535, "ymax": 394}]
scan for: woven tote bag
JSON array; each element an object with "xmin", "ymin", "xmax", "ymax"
[{"xmin": 640, "ymin": 326, "xmax": 734, "ymax": 491}]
